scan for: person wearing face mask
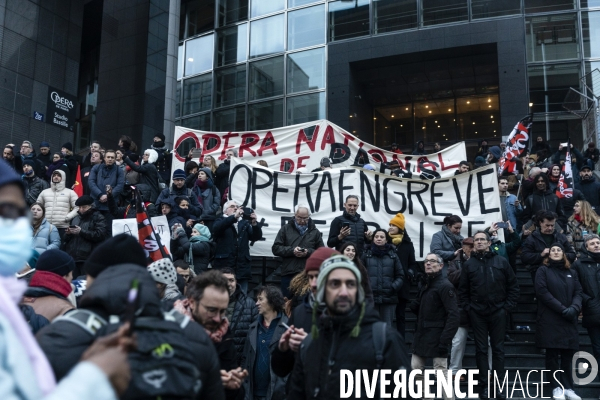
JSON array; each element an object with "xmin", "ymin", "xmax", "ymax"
[
  {"xmin": 578, "ymin": 165, "xmax": 600, "ymax": 211},
  {"xmin": 215, "ymin": 149, "xmax": 237, "ymax": 198},
  {"xmin": 22, "ymin": 159, "xmax": 49, "ymax": 206},
  {"xmin": 534, "ymin": 243, "xmax": 583, "ymax": 400},
  {"xmin": 151, "ymin": 133, "xmax": 172, "ymax": 186},
  {"xmin": 360, "ymin": 229, "xmax": 404, "ymax": 326},
  {"xmin": 572, "ymin": 234, "xmax": 600, "ymax": 387},
  {"xmin": 521, "ymin": 173, "xmax": 566, "ymax": 226},
  {"xmin": 31, "ymin": 202, "xmax": 61, "ymax": 254},
  {"xmin": 458, "ymin": 231, "xmax": 520, "ymax": 400},
  {"xmin": 410, "ymin": 253, "xmax": 459, "ymax": 400},
  {"xmin": 192, "ymin": 167, "xmax": 221, "ymax": 232}
]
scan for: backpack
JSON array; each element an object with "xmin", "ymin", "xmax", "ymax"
[{"xmin": 55, "ymin": 309, "xmax": 201, "ymax": 399}]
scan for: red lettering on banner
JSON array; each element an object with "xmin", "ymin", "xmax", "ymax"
[
  {"xmin": 297, "ymin": 156, "xmax": 309, "ymax": 169},
  {"xmin": 320, "ymin": 125, "xmax": 335, "ymax": 150},
  {"xmin": 258, "ymin": 131, "xmax": 278, "ymax": 156},
  {"xmin": 200, "ymin": 134, "xmax": 221, "ymax": 159},
  {"xmin": 220, "ymin": 132, "xmax": 239, "ymax": 160},
  {"xmin": 174, "ymin": 132, "xmax": 202, "ymax": 162},
  {"xmin": 239, "ymin": 133, "xmax": 260, "ymax": 157},
  {"xmin": 342, "ymin": 133, "xmax": 355, "ymax": 147},
  {"xmin": 296, "ymin": 126, "xmax": 320, "ymax": 154},
  {"xmin": 438, "ymin": 153, "xmax": 459, "ymax": 171},
  {"xmin": 280, "ymin": 158, "xmax": 294, "ymax": 172}
]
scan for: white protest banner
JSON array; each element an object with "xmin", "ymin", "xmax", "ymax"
[
  {"xmin": 229, "ymin": 158, "xmax": 502, "ymax": 261},
  {"xmin": 112, "ymin": 215, "xmax": 171, "ymax": 254},
  {"xmin": 172, "ymin": 119, "xmax": 466, "ymax": 179}
]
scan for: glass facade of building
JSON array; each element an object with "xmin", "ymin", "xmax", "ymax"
[{"xmin": 176, "ymin": 0, "xmax": 600, "ymax": 148}]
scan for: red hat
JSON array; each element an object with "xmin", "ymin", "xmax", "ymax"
[{"xmin": 305, "ymin": 247, "xmax": 341, "ymax": 272}]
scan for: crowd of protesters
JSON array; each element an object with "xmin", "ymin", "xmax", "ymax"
[{"xmin": 1, "ymin": 133, "xmax": 600, "ymax": 400}]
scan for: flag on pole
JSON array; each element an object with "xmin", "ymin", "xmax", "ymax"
[
  {"xmin": 73, "ymin": 165, "xmax": 83, "ymax": 197},
  {"xmin": 497, "ymin": 114, "xmax": 533, "ymax": 176},
  {"xmin": 135, "ymin": 188, "xmax": 170, "ymax": 263},
  {"xmin": 556, "ymin": 139, "xmax": 574, "ymax": 199}
]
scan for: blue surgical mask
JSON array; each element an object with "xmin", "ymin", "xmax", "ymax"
[{"xmin": 0, "ymin": 216, "xmax": 33, "ymax": 276}]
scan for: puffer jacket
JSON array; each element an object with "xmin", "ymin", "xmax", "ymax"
[
  {"xmin": 410, "ymin": 271, "xmax": 460, "ymax": 358},
  {"xmin": 572, "ymin": 252, "xmax": 600, "ymax": 328},
  {"xmin": 521, "ymin": 230, "xmax": 576, "ymax": 275},
  {"xmin": 327, "ymin": 211, "xmax": 369, "ymax": 256},
  {"xmin": 88, "ymin": 163, "xmax": 125, "ymax": 211},
  {"xmin": 23, "ymin": 175, "xmax": 49, "ymax": 206},
  {"xmin": 62, "ymin": 208, "xmax": 107, "ymax": 262},
  {"xmin": 36, "ymin": 169, "xmax": 79, "ymax": 228},
  {"xmin": 272, "ymin": 219, "xmax": 325, "ymax": 276},
  {"xmin": 361, "ymin": 244, "xmax": 404, "ymax": 304},
  {"xmin": 176, "ymin": 235, "xmax": 214, "ymax": 273},
  {"xmin": 32, "ymin": 219, "xmax": 61, "ymax": 254},
  {"xmin": 229, "ymin": 285, "xmax": 259, "ymax": 365}
]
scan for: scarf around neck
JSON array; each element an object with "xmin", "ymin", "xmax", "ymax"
[
  {"xmin": 295, "ymin": 220, "xmax": 308, "ymax": 235},
  {"xmin": 442, "ymin": 225, "xmax": 464, "ymax": 250},
  {"xmin": 390, "ymin": 232, "xmax": 404, "ymax": 246}
]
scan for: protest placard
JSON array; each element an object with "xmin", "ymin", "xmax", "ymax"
[{"xmin": 112, "ymin": 215, "xmax": 171, "ymax": 254}]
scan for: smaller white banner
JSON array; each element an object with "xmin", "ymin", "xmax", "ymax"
[{"xmin": 112, "ymin": 215, "xmax": 171, "ymax": 254}]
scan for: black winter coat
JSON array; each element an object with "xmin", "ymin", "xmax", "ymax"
[
  {"xmin": 572, "ymin": 252, "xmax": 600, "ymax": 328},
  {"xmin": 123, "ymin": 157, "xmax": 161, "ymax": 203},
  {"xmin": 458, "ymin": 251, "xmax": 520, "ymax": 316},
  {"xmin": 327, "ymin": 211, "xmax": 369, "ymax": 256},
  {"xmin": 229, "ymin": 285, "xmax": 259, "ymax": 365},
  {"xmin": 36, "ymin": 265, "xmax": 225, "ymax": 400},
  {"xmin": 361, "ymin": 245, "xmax": 404, "ymax": 304},
  {"xmin": 521, "ymin": 189, "xmax": 565, "ymax": 224},
  {"xmin": 287, "ymin": 306, "xmax": 409, "ymax": 400},
  {"xmin": 272, "ymin": 219, "xmax": 325, "ymax": 276},
  {"xmin": 177, "ymin": 235, "xmax": 213, "ymax": 273},
  {"xmin": 396, "ymin": 235, "xmax": 417, "ymax": 300},
  {"xmin": 534, "ymin": 262, "xmax": 582, "ymax": 349},
  {"xmin": 521, "ymin": 230, "xmax": 576, "ymax": 275},
  {"xmin": 578, "ymin": 177, "xmax": 600, "ymax": 210},
  {"xmin": 447, "ymin": 251, "xmax": 470, "ymax": 326},
  {"xmin": 62, "ymin": 209, "xmax": 107, "ymax": 262},
  {"xmin": 23, "ymin": 175, "xmax": 49, "ymax": 206},
  {"xmin": 157, "ymin": 184, "xmax": 204, "ymax": 217},
  {"xmin": 215, "ymin": 161, "xmax": 231, "ymax": 196},
  {"xmin": 410, "ymin": 272, "xmax": 460, "ymax": 357},
  {"xmin": 212, "ymin": 215, "xmax": 263, "ymax": 280}
]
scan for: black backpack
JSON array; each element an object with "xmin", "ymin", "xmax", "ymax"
[{"xmin": 57, "ymin": 309, "xmax": 201, "ymax": 399}]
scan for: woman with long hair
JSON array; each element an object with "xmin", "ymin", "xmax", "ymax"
[
  {"xmin": 568, "ymin": 200, "xmax": 600, "ymax": 252},
  {"xmin": 339, "ymin": 241, "xmax": 373, "ymax": 304},
  {"xmin": 534, "ymin": 243, "xmax": 583, "ymax": 400},
  {"xmin": 30, "ymin": 202, "xmax": 61, "ymax": 254},
  {"xmin": 360, "ymin": 229, "xmax": 404, "ymax": 325},
  {"xmin": 431, "ymin": 215, "xmax": 464, "ymax": 262},
  {"xmin": 192, "ymin": 167, "xmax": 221, "ymax": 232},
  {"xmin": 202, "ymin": 155, "xmax": 218, "ymax": 178}
]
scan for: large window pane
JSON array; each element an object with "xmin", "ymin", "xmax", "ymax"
[
  {"xmin": 287, "ymin": 92, "xmax": 325, "ymax": 124},
  {"xmin": 373, "ymin": 0, "xmax": 417, "ymax": 34},
  {"xmin": 524, "ymin": 0, "xmax": 574, "ymax": 14},
  {"xmin": 215, "ymin": 65, "xmax": 246, "ymax": 107},
  {"xmin": 182, "ymin": 113, "xmax": 211, "ymax": 131},
  {"xmin": 526, "ymin": 14, "xmax": 579, "ymax": 63},
  {"xmin": 250, "ymin": 0, "xmax": 284, "ymax": 18},
  {"xmin": 528, "ymin": 63, "xmax": 581, "ymax": 113},
  {"xmin": 177, "ymin": 45, "xmax": 183, "ymax": 80},
  {"xmin": 249, "ymin": 56, "xmax": 284, "ymax": 100},
  {"xmin": 581, "ymin": 0, "xmax": 600, "ymax": 7},
  {"xmin": 214, "ymin": 106, "xmax": 245, "ymax": 131},
  {"xmin": 218, "ymin": 0, "xmax": 248, "ymax": 27},
  {"xmin": 287, "ymin": 48, "xmax": 325, "ymax": 94},
  {"xmin": 250, "ymin": 14, "xmax": 285, "ymax": 58},
  {"xmin": 422, "ymin": 0, "xmax": 468, "ymax": 26},
  {"xmin": 175, "ymin": 81, "xmax": 181, "ymax": 118},
  {"xmin": 288, "ymin": 5, "xmax": 325, "ymax": 51},
  {"xmin": 289, "ymin": 0, "xmax": 320, "ymax": 7},
  {"xmin": 248, "ymin": 99, "xmax": 284, "ymax": 130},
  {"xmin": 472, "ymin": 0, "xmax": 521, "ymax": 19},
  {"xmin": 183, "ymin": 74, "xmax": 212, "ymax": 116},
  {"xmin": 328, "ymin": 0, "xmax": 369, "ymax": 42},
  {"xmin": 180, "ymin": 0, "xmax": 215, "ymax": 40},
  {"xmin": 217, "ymin": 24, "xmax": 247, "ymax": 67},
  {"xmin": 185, "ymin": 34, "xmax": 214, "ymax": 76},
  {"xmin": 583, "ymin": 12, "xmax": 600, "ymax": 59}
]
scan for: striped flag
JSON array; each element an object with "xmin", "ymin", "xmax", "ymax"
[
  {"xmin": 498, "ymin": 115, "xmax": 533, "ymax": 176},
  {"xmin": 556, "ymin": 139, "xmax": 574, "ymax": 199},
  {"xmin": 135, "ymin": 188, "xmax": 170, "ymax": 263}
]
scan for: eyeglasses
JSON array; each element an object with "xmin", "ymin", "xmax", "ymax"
[
  {"xmin": 424, "ymin": 259, "xmax": 439, "ymax": 264},
  {"xmin": 199, "ymin": 302, "xmax": 227, "ymax": 317},
  {"xmin": 0, "ymin": 202, "xmax": 30, "ymax": 220},
  {"xmin": 20, "ymin": 145, "xmax": 30, "ymax": 149}
]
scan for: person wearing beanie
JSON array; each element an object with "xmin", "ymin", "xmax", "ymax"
[
  {"xmin": 20, "ymin": 249, "xmax": 76, "ymax": 324},
  {"xmin": 458, "ymin": 230, "xmax": 520, "ymax": 399},
  {"xmin": 22, "ymin": 158, "xmax": 49, "ymax": 206},
  {"xmin": 191, "ymin": 167, "xmax": 221, "ymax": 231},
  {"xmin": 474, "ymin": 155, "xmax": 487, "ymax": 169},
  {"xmin": 155, "ymin": 166, "xmax": 204, "ymax": 218},
  {"xmin": 409, "ymin": 252, "xmax": 459, "ymax": 400},
  {"xmin": 286, "ymin": 254, "xmax": 409, "ymax": 400},
  {"xmin": 487, "ymin": 145, "xmax": 503, "ymax": 164},
  {"xmin": 534, "ymin": 242, "xmax": 583, "ymax": 400},
  {"xmin": 151, "ymin": 133, "xmax": 172, "ymax": 188},
  {"xmin": 172, "ymin": 222, "xmax": 214, "ymax": 273},
  {"xmin": 63, "ymin": 193, "xmax": 107, "ymax": 278},
  {"xmin": 272, "ymin": 204, "xmax": 325, "ymax": 298},
  {"xmin": 147, "ymin": 258, "xmax": 184, "ymax": 309},
  {"xmin": 37, "ymin": 141, "xmax": 52, "ymax": 172}
]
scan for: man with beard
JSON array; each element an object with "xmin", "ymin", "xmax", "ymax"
[
  {"xmin": 455, "ymin": 161, "xmax": 470, "ymax": 175},
  {"xmin": 36, "ymin": 141, "xmax": 52, "ymax": 173},
  {"xmin": 62, "ymin": 195, "xmax": 107, "ymax": 277},
  {"xmin": 327, "ymin": 195, "xmax": 373, "ymax": 258},
  {"xmin": 36, "ymin": 169, "xmax": 79, "ymax": 239},
  {"xmin": 521, "ymin": 173, "xmax": 566, "ymax": 226},
  {"xmin": 287, "ymin": 255, "xmax": 409, "ymax": 400},
  {"xmin": 215, "ymin": 149, "xmax": 236, "ymax": 197},
  {"xmin": 22, "ymin": 159, "xmax": 49, "ymax": 206},
  {"xmin": 459, "ymin": 231, "xmax": 519, "ymax": 400},
  {"xmin": 20, "ymin": 140, "xmax": 45, "ymax": 178},
  {"xmin": 3, "ymin": 144, "xmax": 21, "ymax": 171},
  {"xmin": 578, "ymin": 165, "xmax": 600, "ymax": 210},
  {"xmin": 152, "ymin": 133, "xmax": 172, "ymax": 186},
  {"xmin": 175, "ymin": 270, "xmax": 248, "ymax": 399}
]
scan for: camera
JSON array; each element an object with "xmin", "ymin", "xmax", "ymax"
[{"xmin": 242, "ymin": 207, "xmax": 254, "ymax": 220}]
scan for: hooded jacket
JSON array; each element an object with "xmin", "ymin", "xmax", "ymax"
[
  {"xmin": 412, "ymin": 140, "xmax": 426, "ymax": 155},
  {"xmin": 272, "ymin": 219, "xmax": 325, "ymax": 276},
  {"xmin": 62, "ymin": 208, "xmax": 107, "ymax": 262},
  {"xmin": 36, "ymin": 170, "xmax": 79, "ymax": 228},
  {"xmin": 32, "ymin": 219, "xmax": 61, "ymax": 254},
  {"xmin": 572, "ymin": 251, "xmax": 600, "ymax": 328},
  {"xmin": 36, "ymin": 264, "xmax": 225, "ymax": 400}
]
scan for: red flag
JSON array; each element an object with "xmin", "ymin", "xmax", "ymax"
[
  {"xmin": 556, "ymin": 139, "xmax": 574, "ymax": 199},
  {"xmin": 497, "ymin": 115, "xmax": 533, "ymax": 176},
  {"xmin": 135, "ymin": 189, "xmax": 170, "ymax": 263},
  {"xmin": 73, "ymin": 165, "xmax": 83, "ymax": 197}
]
